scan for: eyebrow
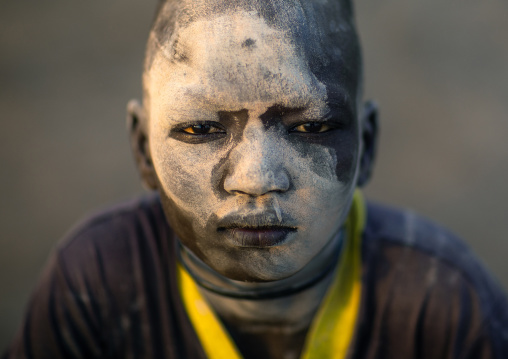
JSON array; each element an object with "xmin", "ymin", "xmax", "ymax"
[
  {"xmin": 258, "ymin": 96, "xmax": 353, "ymax": 122},
  {"xmin": 259, "ymin": 104, "xmax": 307, "ymax": 120},
  {"xmin": 178, "ymin": 83, "xmax": 355, "ymax": 119},
  {"xmin": 258, "ymin": 104, "xmax": 330, "ymax": 129}
]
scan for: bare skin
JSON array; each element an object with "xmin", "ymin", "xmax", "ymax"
[{"xmin": 128, "ymin": 1, "xmax": 378, "ymax": 357}]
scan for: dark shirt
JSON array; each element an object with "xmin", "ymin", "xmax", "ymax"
[{"xmin": 4, "ymin": 194, "xmax": 508, "ymax": 358}]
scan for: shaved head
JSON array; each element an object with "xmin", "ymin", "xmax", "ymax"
[{"xmin": 143, "ymin": 0, "xmax": 362, "ymax": 107}]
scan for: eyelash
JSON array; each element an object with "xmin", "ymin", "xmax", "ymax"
[
  {"xmin": 289, "ymin": 121, "xmax": 334, "ymax": 134},
  {"xmin": 172, "ymin": 120, "xmax": 339, "ymax": 139},
  {"xmin": 175, "ymin": 122, "xmax": 226, "ymax": 136}
]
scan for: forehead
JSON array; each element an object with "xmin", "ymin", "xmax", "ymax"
[
  {"xmin": 145, "ymin": 1, "xmax": 361, "ymax": 114},
  {"xmin": 150, "ymin": 11, "xmax": 330, "ymax": 110}
]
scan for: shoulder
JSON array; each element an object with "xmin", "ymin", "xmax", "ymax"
[
  {"xmin": 54, "ymin": 192, "xmax": 168, "ymax": 271},
  {"xmin": 363, "ymin": 200, "xmax": 507, "ymax": 308},
  {"xmin": 52, "ymin": 191, "xmax": 171, "ymax": 296},
  {"xmin": 58, "ymin": 192, "xmax": 166, "ymax": 252},
  {"xmin": 357, "ymin": 200, "xmax": 508, "ymax": 358},
  {"xmin": 47, "ymin": 193, "xmax": 173, "ymax": 322}
]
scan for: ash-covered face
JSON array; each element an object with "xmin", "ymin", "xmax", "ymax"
[{"xmin": 136, "ymin": 6, "xmax": 373, "ymax": 282}]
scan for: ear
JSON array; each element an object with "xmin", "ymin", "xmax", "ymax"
[
  {"xmin": 127, "ymin": 100, "xmax": 158, "ymax": 190},
  {"xmin": 357, "ymin": 100, "xmax": 379, "ymax": 187}
]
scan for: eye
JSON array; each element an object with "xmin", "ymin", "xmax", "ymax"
[
  {"xmin": 291, "ymin": 122, "xmax": 332, "ymax": 133},
  {"xmin": 181, "ymin": 124, "xmax": 225, "ymax": 135}
]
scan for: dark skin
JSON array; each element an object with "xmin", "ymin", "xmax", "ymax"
[{"xmin": 128, "ymin": 0, "xmax": 378, "ymax": 357}]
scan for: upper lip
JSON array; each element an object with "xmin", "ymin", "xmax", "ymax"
[{"xmin": 217, "ymin": 210, "xmax": 297, "ymax": 230}]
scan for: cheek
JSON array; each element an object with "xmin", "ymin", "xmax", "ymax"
[
  {"xmin": 150, "ymin": 134, "xmax": 227, "ymax": 223},
  {"xmin": 286, "ymin": 138, "xmax": 357, "ymax": 238},
  {"xmin": 289, "ymin": 133, "xmax": 358, "ymax": 190},
  {"xmin": 333, "ymin": 133, "xmax": 358, "ymax": 184},
  {"xmin": 210, "ymin": 153, "xmax": 231, "ymax": 200},
  {"xmin": 154, "ymin": 151, "xmax": 207, "ymax": 206},
  {"xmin": 157, "ymin": 189, "xmax": 208, "ymax": 260}
]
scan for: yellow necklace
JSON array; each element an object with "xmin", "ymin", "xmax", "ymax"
[{"xmin": 177, "ymin": 190, "xmax": 365, "ymax": 359}]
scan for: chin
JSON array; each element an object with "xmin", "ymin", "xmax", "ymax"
[{"xmin": 213, "ymin": 250, "xmax": 308, "ymax": 282}]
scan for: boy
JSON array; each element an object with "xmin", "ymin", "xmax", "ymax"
[{"xmin": 5, "ymin": 0, "xmax": 508, "ymax": 358}]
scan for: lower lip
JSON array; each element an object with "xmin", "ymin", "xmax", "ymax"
[{"xmin": 224, "ymin": 228, "xmax": 296, "ymax": 248}]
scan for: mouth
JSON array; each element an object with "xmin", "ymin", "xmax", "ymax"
[
  {"xmin": 219, "ymin": 226, "xmax": 297, "ymax": 248},
  {"xmin": 217, "ymin": 209, "xmax": 297, "ymax": 248}
]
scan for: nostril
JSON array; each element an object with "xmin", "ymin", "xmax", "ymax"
[
  {"xmin": 229, "ymin": 189, "xmax": 256, "ymax": 197},
  {"xmin": 224, "ymin": 168, "xmax": 290, "ymax": 196}
]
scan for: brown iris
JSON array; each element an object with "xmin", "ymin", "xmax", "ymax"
[
  {"xmin": 292, "ymin": 122, "xmax": 331, "ymax": 133},
  {"xmin": 182, "ymin": 124, "xmax": 223, "ymax": 135}
]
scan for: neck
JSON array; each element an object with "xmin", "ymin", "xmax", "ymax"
[
  {"xmin": 177, "ymin": 229, "xmax": 344, "ymax": 324},
  {"xmin": 178, "ymin": 229, "xmax": 344, "ymax": 300}
]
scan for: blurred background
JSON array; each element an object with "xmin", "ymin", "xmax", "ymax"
[{"xmin": 1, "ymin": 0, "xmax": 507, "ymax": 348}]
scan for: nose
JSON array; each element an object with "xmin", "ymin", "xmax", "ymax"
[{"xmin": 224, "ymin": 127, "xmax": 290, "ymax": 197}]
